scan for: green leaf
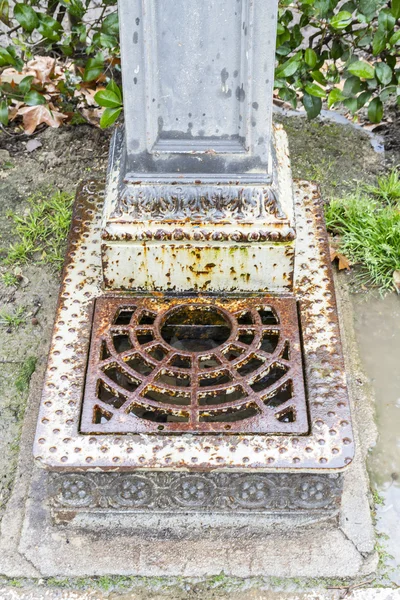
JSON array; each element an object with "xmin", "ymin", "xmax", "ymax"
[
  {"xmin": 304, "ymin": 48, "xmax": 317, "ymax": 68},
  {"xmin": 330, "ymin": 11, "xmax": 353, "ymax": 29},
  {"xmin": 392, "ymin": 0, "xmax": 400, "ymax": 19},
  {"xmin": 389, "ymin": 30, "xmax": 400, "ymax": 46},
  {"xmin": 311, "ymin": 70, "xmax": 327, "ymax": 85},
  {"xmin": 94, "ymin": 89, "xmax": 121, "ymax": 108},
  {"xmin": 375, "ymin": 62, "xmax": 393, "ymax": 86},
  {"xmin": 359, "ymin": 0, "xmax": 380, "ymax": 20},
  {"xmin": 367, "ymin": 77, "xmax": 379, "ymax": 90},
  {"xmin": 60, "ymin": 0, "xmax": 85, "ymax": 20},
  {"xmin": 100, "ymin": 106, "xmax": 122, "ymax": 129},
  {"xmin": 37, "ymin": 14, "xmax": 62, "ymax": 41},
  {"xmin": 304, "ymin": 82, "xmax": 326, "ymax": 98},
  {"xmin": 378, "ymin": 9, "xmax": 396, "ymax": 31},
  {"xmin": 0, "ymin": 47, "xmax": 14, "ymax": 67},
  {"xmin": 101, "ymin": 12, "xmax": 119, "ymax": 36},
  {"xmin": 14, "ymin": 3, "xmax": 38, "ymax": 32},
  {"xmin": 273, "ymin": 79, "xmax": 286, "ymax": 89},
  {"xmin": 19, "ymin": 75, "xmax": 34, "ymax": 95},
  {"xmin": 343, "ymin": 97, "xmax": 358, "ymax": 114},
  {"xmin": 314, "ymin": 0, "xmax": 331, "ymax": 17},
  {"xmin": 372, "ymin": 29, "xmax": 387, "ymax": 55},
  {"xmin": 341, "ymin": 1, "xmax": 357, "ymax": 12},
  {"xmin": 368, "ymin": 97, "xmax": 383, "ymax": 123},
  {"xmin": 328, "ymin": 88, "xmax": 345, "ymax": 107},
  {"xmin": 357, "ymin": 90, "xmax": 372, "ymax": 108},
  {"xmin": 107, "ymin": 80, "xmax": 122, "ymax": 103},
  {"xmin": 302, "ymin": 92, "xmax": 322, "ymax": 119},
  {"xmin": 83, "ymin": 53, "xmax": 104, "ymax": 82},
  {"xmin": 276, "ymin": 44, "xmax": 292, "ymax": 57},
  {"xmin": 24, "ymin": 90, "xmax": 46, "ymax": 106},
  {"xmin": 331, "ymin": 39, "xmax": 344, "ymax": 60},
  {"xmin": 275, "ymin": 54, "xmax": 302, "ymax": 78},
  {"xmin": 0, "ymin": 0, "xmax": 10, "ymax": 26},
  {"xmin": 278, "ymin": 87, "xmax": 297, "ymax": 109},
  {"xmin": 0, "ymin": 100, "xmax": 8, "ymax": 126},
  {"xmin": 343, "ymin": 76, "xmax": 364, "ymax": 97},
  {"xmin": 92, "ymin": 32, "xmax": 118, "ymax": 49},
  {"xmin": 379, "ymin": 86, "xmax": 396, "ymax": 102},
  {"xmin": 348, "ymin": 60, "xmax": 375, "ymax": 79}
]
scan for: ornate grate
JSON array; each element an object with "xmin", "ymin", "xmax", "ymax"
[{"xmin": 80, "ymin": 296, "xmax": 308, "ymax": 434}]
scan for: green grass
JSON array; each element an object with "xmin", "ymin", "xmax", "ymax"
[
  {"xmin": 1, "ymin": 272, "xmax": 19, "ymax": 287},
  {"xmin": 365, "ymin": 168, "xmax": 400, "ymax": 205},
  {"xmin": 0, "ymin": 306, "xmax": 26, "ymax": 328},
  {"xmin": 15, "ymin": 357, "xmax": 37, "ymax": 394},
  {"xmin": 3, "ymin": 189, "xmax": 74, "ymax": 269},
  {"xmin": 325, "ymin": 169, "xmax": 400, "ymax": 293}
]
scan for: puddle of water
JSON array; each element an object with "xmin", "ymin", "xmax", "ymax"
[{"xmin": 352, "ymin": 292, "xmax": 400, "ymax": 582}]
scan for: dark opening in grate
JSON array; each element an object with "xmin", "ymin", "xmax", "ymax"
[
  {"xmin": 161, "ymin": 306, "xmax": 231, "ymax": 352},
  {"xmin": 81, "ymin": 297, "xmax": 308, "ymax": 435}
]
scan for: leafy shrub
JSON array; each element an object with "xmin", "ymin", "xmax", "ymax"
[
  {"xmin": 276, "ymin": 0, "xmax": 400, "ymax": 120},
  {"xmin": 0, "ymin": 0, "xmax": 398, "ymax": 131}
]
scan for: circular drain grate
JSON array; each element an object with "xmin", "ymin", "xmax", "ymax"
[{"xmin": 81, "ymin": 297, "xmax": 308, "ymax": 434}]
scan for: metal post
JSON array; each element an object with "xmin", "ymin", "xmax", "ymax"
[{"xmin": 101, "ymin": 0, "xmax": 296, "ymax": 293}]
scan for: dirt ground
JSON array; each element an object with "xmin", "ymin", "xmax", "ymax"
[{"xmin": 0, "ymin": 124, "xmax": 111, "ymax": 514}]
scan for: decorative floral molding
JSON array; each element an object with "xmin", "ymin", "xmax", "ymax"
[
  {"xmin": 49, "ymin": 472, "xmax": 342, "ymax": 513},
  {"xmin": 110, "ymin": 184, "xmax": 287, "ymax": 222}
]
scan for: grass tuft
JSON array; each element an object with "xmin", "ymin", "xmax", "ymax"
[
  {"xmin": 325, "ymin": 169, "xmax": 400, "ymax": 293},
  {"xmin": 15, "ymin": 357, "xmax": 37, "ymax": 393},
  {"xmin": 3, "ymin": 189, "xmax": 74, "ymax": 269},
  {"xmin": 1, "ymin": 272, "xmax": 19, "ymax": 287},
  {"xmin": 365, "ymin": 168, "xmax": 400, "ymax": 205},
  {"xmin": 0, "ymin": 306, "xmax": 26, "ymax": 328}
]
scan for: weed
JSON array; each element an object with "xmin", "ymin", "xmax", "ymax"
[
  {"xmin": 325, "ymin": 173, "xmax": 400, "ymax": 292},
  {"xmin": 4, "ymin": 239, "xmax": 35, "ymax": 265},
  {"xmin": 5, "ymin": 579, "xmax": 23, "ymax": 588},
  {"xmin": 15, "ymin": 357, "xmax": 37, "ymax": 394},
  {"xmin": 303, "ymin": 158, "xmax": 339, "ymax": 190},
  {"xmin": 1, "ymin": 161, "xmax": 14, "ymax": 170},
  {"xmin": 375, "ymin": 533, "xmax": 395, "ymax": 575},
  {"xmin": 1, "ymin": 272, "xmax": 19, "ymax": 287},
  {"xmin": 4, "ymin": 188, "xmax": 74, "ymax": 269},
  {"xmin": 365, "ymin": 168, "xmax": 400, "ymax": 205},
  {"xmin": 46, "ymin": 578, "xmax": 71, "ymax": 589},
  {"xmin": 372, "ymin": 488, "xmax": 385, "ymax": 507},
  {"xmin": 0, "ymin": 306, "xmax": 26, "ymax": 328}
]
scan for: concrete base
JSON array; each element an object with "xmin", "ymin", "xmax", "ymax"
[
  {"xmin": 0, "ymin": 207, "xmax": 377, "ymax": 582},
  {"xmin": 16, "ymin": 414, "xmax": 376, "ymax": 578},
  {"xmin": 18, "ymin": 469, "xmax": 373, "ymax": 578},
  {"xmin": 0, "ymin": 283, "xmax": 376, "ymax": 579}
]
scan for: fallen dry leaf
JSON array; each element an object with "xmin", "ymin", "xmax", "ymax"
[
  {"xmin": 330, "ymin": 243, "xmax": 351, "ymax": 270},
  {"xmin": 336, "ymin": 252, "xmax": 351, "ymax": 270},
  {"xmin": 17, "ymin": 104, "xmax": 67, "ymax": 135},
  {"xmin": 25, "ymin": 56, "xmax": 56, "ymax": 84},
  {"xmin": 81, "ymin": 107, "xmax": 104, "ymax": 127},
  {"xmin": 76, "ymin": 87, "xmax": 98, "ymax": 107}
]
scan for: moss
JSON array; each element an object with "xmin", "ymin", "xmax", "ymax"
[{"xmin": 274, "ymin": 114, "xmax": 382, "ymax": 199}]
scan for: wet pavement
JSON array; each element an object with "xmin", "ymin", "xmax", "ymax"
[{"xmin": 352, "ymin": 291, "xmax": 400, "ymax": 583}]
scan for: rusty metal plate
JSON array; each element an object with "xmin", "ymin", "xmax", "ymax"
[
  {"xmin": 33, "ymin": 179, "xmax": 355, "ymax": 471},
  {"xmin": 80, "ymin": 296, "xmax": 307, "ymax": 435}
]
